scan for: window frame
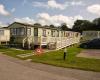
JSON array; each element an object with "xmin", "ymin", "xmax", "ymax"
[
  {"xmin": 0, "ymin": 29, "xmax": 4, "ymax": 35},
  {"xmin": 34, "ymin": 28, "xmax": 38, "ymax": 36},
  {"xmin": 42, "ymin": 29, "xmax": 46, "ymax": 37},
  {"xmin": 27, "ymin": 28, "xmax": 31, "ymax": 36}
]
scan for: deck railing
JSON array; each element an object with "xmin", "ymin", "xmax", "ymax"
[
  {"xmin": 22, "ymin": 36, "xmax": 34, "ymax": 49},
  {"xmin": 22, "ymin": 35, "xmax": 80, "ymax": 50},
  {"xmin": 39, "ymin": 36, "xmax": 80, "ymax": 50}
]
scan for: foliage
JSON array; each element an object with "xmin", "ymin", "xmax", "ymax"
[
  {"xmin": 60, "ymin": 23, "xmax": 71, "ymax": 31},
  {"xmin": 50, "ymin": 24, "xmax": 55, "ymax": 28},
  {"xmin": 93, "ymin": 18, "xmax": 100, "ymax": 30},
  {"xmin": 34, "ymin": 23, "xmax": 41, "ymax": 26},
  {"xmin": 72, "ymin": 17, "xmax": 100, "ymax": 32},
  {"xmin": 72, "ymin": 20, "xmax": 94, "ymax": 32}
]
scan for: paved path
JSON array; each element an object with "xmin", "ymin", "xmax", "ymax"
[
  {"xmin": 0, "ymin": 54, "xmax": 100, "ymax": 80},
  {"xmin": 77, "ymin": 49, "xmax": 100, "ymax": 59}
]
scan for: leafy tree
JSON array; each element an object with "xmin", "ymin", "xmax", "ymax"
[
  {"xmin": 43, "ymin": 25, "xmax": 49, "ymax": 28},
  {"xmin": 72, "ymin": 20, "xmax": 83, "ymax": 32},
  {"xmin": 72, "ymin": 20, "xmax": 94, "ymax": 32},
  {"xmin": 93, "ymin": 18, "xmax": 100, "ymax": 30},
  {"xmin": 60, "ymin": 23, "xmax": 70, "ymax": 31},
  {"xmin": 50, "ymin": 24, "xmax": 55, "ymax": 28}
]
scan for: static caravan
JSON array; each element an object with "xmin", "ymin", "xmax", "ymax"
[
  {"xmin": 82, "ymin": 31, "xmax": 100, "ymax": 42},
  {"xmin": 0, "ymin": 27, "xmax": 10, "ymax": 45},
  {"xmin": 8, "ymin": 22, "xmax": 80, "ymax": 50}
]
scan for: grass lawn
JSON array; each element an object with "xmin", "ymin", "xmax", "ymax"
[
  {"xmin": 0, "ymin": 46, "xmax": 33, "ymax": 58},
  {"xmin": 0, "ymin": 45, "xmax": 100, "ymax": 72}
]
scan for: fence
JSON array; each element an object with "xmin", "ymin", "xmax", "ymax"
[{"xmin": 40, "ymin": 36, "xmax": 80, "ymax": 50}]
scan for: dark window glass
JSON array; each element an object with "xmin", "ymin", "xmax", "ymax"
[{"xmin": 34, "ymin": 28, "xmax": 38, "ymax": 36}]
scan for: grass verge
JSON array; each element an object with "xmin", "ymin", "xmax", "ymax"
[{"xmin": 0, "ymin": 45, "xmax": 100, "ymax": 72}]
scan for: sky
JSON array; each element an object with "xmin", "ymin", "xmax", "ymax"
[{"xmin": 0, "ymin": 0, "xmax": 100, "ymax": 28}]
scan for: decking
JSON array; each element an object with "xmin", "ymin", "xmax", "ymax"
[{"xmin": 22, "ymin": 36, "xmax": 80, "ymax": 50}]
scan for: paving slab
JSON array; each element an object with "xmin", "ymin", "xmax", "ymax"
[
  {"xmin": 17, "ymin": 53, "xmax": 34, "ymax": 58},
  {"xmin": 77, "ymin": 49, "xmax": 100, "ymax": 59}
]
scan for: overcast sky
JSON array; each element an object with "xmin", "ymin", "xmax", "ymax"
[{"xmin": 0, "ymin": 0, "xmax": 100, "ymax": 28}]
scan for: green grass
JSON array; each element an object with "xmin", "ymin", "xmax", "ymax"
[
  {"xmin": 0, "ymin": 46, "xmax": 33, "ymax": 59},
  {"xmin": 0, "ymin": 45, "xmax": 100, "ymax": 72}
]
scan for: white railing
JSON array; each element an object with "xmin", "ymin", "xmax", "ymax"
[
  {"xmin": 22, "ymin": 37, "xmax": 27, "ymax": 48},
  {"xmin": 39, "ymin": 36, "xmax": 80, "ymax": 50},
  {"xmin": 27, "ymin": 36, "xmax": 34, "ymax": 49},
  {"xmin": 22, "ymin": 35, "xmax": 80, "ymax": 50},
  {"xmin": 56, "ymin": 37, "xmax": 80, "ymax": 50},
  {"xmin": 22, "ymin": 36, "xmax": 33, "ymax": 49}
]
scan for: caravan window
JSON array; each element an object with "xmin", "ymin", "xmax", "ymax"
[
  {"xmin": 61, "ymin": 31, "xmax": 63, "ymax": 37},
  {"xmin": 42, "ymin": 29, "xmax": 46, "ymax": 37},
  {"xmin": 27, "ymin": 28, "xmax": 31, "ymax": 36},
  {"xmin": 57, "ymin": 30, "xmax": 59, "ymax": 37},
  {"xmin": 34, "ymin": 28, "xmax": 38, "ymax": 36},
  {"xmin": 75, "ymin": 33, "xmax": 79, "ymax": 37},
  {"xmin": 51, "ymin": 30, "xmax": 53, "ymax": 37},
  {"xmin": 13, "ymin": 28, "xmax": 16, "ymax": 35},
  {"xmin": 51, "ymin": 30, "xmax": 55, "ymax": 37},
  {"xmin": 11, "ymin": 28, "xmax": 15, "ymax": 35},
  {"xmin": 64, "ymin": 32, "xmax": 66, "ymax": 37},
  {"xmin": 17, "ymin": 28, "xmax": 25, "ymax": 35},
  {"xmin": 0, "ymin": 30, "xmax": 4, "ymax": 35},
  {"xmin": 11, "ymin": 28, "xmax": 25, "ymax": 36},
  {"xmin": 16, "ymin": 28, "xmax": 20, "ymax": 35},
  {"xmin": 20, "ymin": 28, "xmax": 25, "ymax": 35}
]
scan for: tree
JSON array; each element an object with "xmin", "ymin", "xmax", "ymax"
[
  {"xmin": 72, "ymin": 20, "xmax": 94, "ymax": 32},
  {"xmin": 60, "ymin": 23, "xmax": 70, "ymax": 31},
  {"xmin": 50, "ymin": 24, "xmax": 55, "ymax": 28},
  {"xmin": 93, "ymin": 18, "xmax": 100, "ymax": 30},
  {"xmin": 72, "ymin": 20, "xmax": 83, "ymax": 32},
  {"xmin": 34, "ymin": 23, "xmax": 41, "ymax": 26},
  {"xmin": 43, "ymin": 25, "xmax": 49, "ymax": 28}
]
